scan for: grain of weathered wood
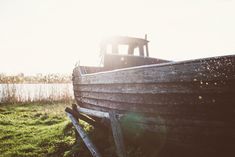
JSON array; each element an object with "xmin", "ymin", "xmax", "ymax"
[
  {"xmin": 72, "ymin": 106, "xmax": 235, "ymax": 149},
  {"xmin": 109, "ymin": 111, "xmax": 127, "ymax": 157},
  {"xmin": 66, "ymin": 112, "xmax": 102, "ymax": 157},
  {"xmin": 76, "ymin": 100, "xmax": 235, "ymax": 122},
  {"xmin": 72, "ymin": 54, "xmax": 235, "ymax": 155},
  {"xmin": 76, "ymin": 97, "xmax": 234, "ymax": 114},
  {"xmin": 76, "ymin": 106, "xmax": 234, "ymax": 128},
  {"xmin": 75, "ymin": 92, "xmax": 234, "ymax": 106},
  {"xmin": 65, "ymin": 107, "xmax": 103, "ymax": 128},
  {"xmin": 74, "ymin": 55, "xmax": 234, "ymax": 85},
  {"xmin": 77, "ymin": 106, "xmax": 110, "ymax": 118},
  {"xmin": 73, "ymin": 81, "xmax": 235, "ymax": 94}
]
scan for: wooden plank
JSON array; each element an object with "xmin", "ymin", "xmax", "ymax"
[
  {"xmin": 75, "ymin": 103, "xmax": 235, "ymax": 125},
  {"xmin": 74, "ymin": 66, "xmax": 234, "ymax": 84},
  {"xmin": 73, "ymin": 106, "xmax": 235, "ymax": 128},
  {"xmin": 133, "ymin": 122, "xmax": 235, "ymax": 137},
  {"xmin": 66, "ymin": 112, "xmax": 102, "ymax": 157},
  {"xmin": 67, "ymin": 107, "xmax": 235, "ymax": 150},
  {"xmin": 65, "ymin": 107, "xmax": 102, "ymax": 128},
  {"xmin": 128, "ymin": 117, "xmax": 235, "ymax": 128},
  {"xmin": 76, "ymin": 96, "xmax": 235, "ymax": 113},
  {"xmin": 75, "ymin": 99, "xmax": 235, "ymax": 121},
  {"xmin": 75, "ymin": 92, "xmax": 234, "ymax": 106},
  {"xmin": 109, "ymin": 111, "xmax": 127, "ymax": 157},
  {"xmin": 70, "ymin": 107, "xmax": 235, "ymax": 152},
  {"xmin": 77, "ymin": 106, "xmax": 110, "ymax": 118},
  {"xmin": 73, "ymin": 81, "xmax": 235, "ymax": 94},
  {"xmin": 73, "ymin": 55, "xmax": 235, "ymax": 84},
  {"xmin": 78, "ymin": 66, "xmax": 104, "ymax": 74}
]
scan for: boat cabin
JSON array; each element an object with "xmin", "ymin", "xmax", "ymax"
[
  {"xmin": 100, "ymin": 36, "xmax": 169, "ymax": 71},
  {"xmin": 77, "ymin": 36, "xmax": 169, "ymax": 74},
  {"xmin": 100, "ymin": 36, "xmax": 149, "ymax": 57}
]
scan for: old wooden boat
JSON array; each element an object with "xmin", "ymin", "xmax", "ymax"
[{"xmin": 72, "ymin": 36, "xmax": 235, "ymax": 156}]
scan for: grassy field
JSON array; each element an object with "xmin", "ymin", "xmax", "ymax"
[
  {"xmin": 0, "ymin": 103, "xmax": 169, "ymax": 157},
  {"xmin": 0, "ymin": 103, "xmax": 79, "ymax": 157},
  {"xmin": 0, "ymin": 103, "xmax": 122, "ymax": 157}
]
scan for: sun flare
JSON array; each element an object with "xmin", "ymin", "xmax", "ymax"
[{"xmin": 0, "ymin": 0, "xmax": 235, "ymax": 75}]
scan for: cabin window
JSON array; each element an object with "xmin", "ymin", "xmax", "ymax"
[
  {"xmin": 106, "ymin": 44, "xmax": 112, "ymax": 54},
  {"xmin": 139, "ymin": 46, "xmax": 144, "ymax": 56},
  {"xmin": 118, "ymin": 45, "xmax": 129, "ymax": 55},
  {"xmin": 133, "ymin": 47, "xmax": 140, "ymax": 56}
]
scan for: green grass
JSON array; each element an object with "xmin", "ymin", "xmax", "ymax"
[
  {"xmin": 0, "ymin": 103, "xmax": 168, "ymax": 157},
  {"xmin": 0, "ymin": 103, "xmax": 77, "ymax": 157},
  {"xmin": 0, "ymin": 103, "xmax": 117, "ymax": 157}
]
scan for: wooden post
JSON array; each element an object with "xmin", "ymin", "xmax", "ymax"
[
  {"xmin": 66, "ymin": 112, "xmax": 102, "ymax": 157},
  {"xmin": 109, "ymin": 111, "xmax": 127, "ymax": 157},
  {"xmin": 145, "ymin": 43, "xmax": 149, "ymax": 57},
  {"xmin": 145, "ymin": 34, "xmax": 149, "ymax": 57}
]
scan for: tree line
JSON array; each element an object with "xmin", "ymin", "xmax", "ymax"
[{"xmin": 0, "ymin": 73, "xmax": 72, "ymax": 84}]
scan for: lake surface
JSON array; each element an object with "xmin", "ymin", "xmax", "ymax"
[{"xmin": 0, "ymin": 83, "xmax": 73, "ymax": 102}]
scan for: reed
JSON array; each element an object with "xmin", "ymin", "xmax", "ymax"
[
  {"xmin": 0, "ymin": 83, "xmax": 74, "ymax": 104},
  {"xmin": 0, "ymin": 73, "xmax": 72, "ymax": 84}
]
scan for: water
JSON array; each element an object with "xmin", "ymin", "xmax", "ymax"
[{"xmin": 0, "ymin": 83, "xmax": 73, "ymax": 102}]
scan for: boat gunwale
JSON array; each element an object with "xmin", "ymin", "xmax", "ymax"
[{"xmin": 75, "ymin": 55, "xmax": 235, "ymax": 77}]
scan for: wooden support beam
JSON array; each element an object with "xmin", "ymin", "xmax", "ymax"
[
  {"xmin": 65, "ymin": 107, "xmax": 99, "ymax": 127},
  {"xmin": 72, "ymin": 104, "xmax": 108, "ymax": 129},
  {"xmin": 77, "ymin": 106, "xmax": 110, "ymax": 118},
  {"xmin": 66, "ymin": 112, "xmax": 102, "ymax": 157},
  {"xmin": 109, "ymin": 111, "xmax": 127, "ymax": 157}
]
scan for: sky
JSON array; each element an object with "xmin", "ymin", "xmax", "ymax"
[{"xmin": 0, "ymin": 0, "xmax": 234, "ymax": 75}]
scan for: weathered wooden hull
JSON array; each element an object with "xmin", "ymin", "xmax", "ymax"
[{"xmin": 73, "ymin": 55, "xmax": 235, "ymax": 154}]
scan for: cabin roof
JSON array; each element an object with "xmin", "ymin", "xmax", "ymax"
[{"xmin": 101, "ymin": 36, "xmax": 149, "ymax": 46}]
